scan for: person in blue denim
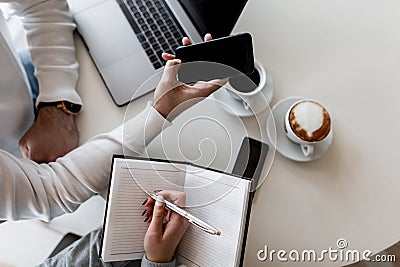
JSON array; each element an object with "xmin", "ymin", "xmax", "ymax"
[{"xmin": 1, "ymin": 0, "xmax": 83, "ymax": 163}]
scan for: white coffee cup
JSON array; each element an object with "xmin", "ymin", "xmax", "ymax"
[
  {"xmin": 226, "ymin": 60, "xmax": 268, "ymax": 114},
  {"xmin": 284, "ymin": 99, "xmax": 332, "ymax": 157}
]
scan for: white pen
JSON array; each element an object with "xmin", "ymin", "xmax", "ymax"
[{"xmin": 149, "ymin": 193, "xmax": 221, "ymax": 236}]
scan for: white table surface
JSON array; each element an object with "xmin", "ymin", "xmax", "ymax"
[{"xmin": 47, "ymin": 0, "xmax": 400, "ymax": 266}]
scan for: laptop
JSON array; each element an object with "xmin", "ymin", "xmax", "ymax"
[{"xmin": 67, "ymin": 0, "xmax": 249, "ymax": 106}]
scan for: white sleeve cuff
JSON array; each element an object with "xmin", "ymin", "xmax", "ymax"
[{"xmin": 35, "ymin": 69, "xmax": 82, "ymax": 106}]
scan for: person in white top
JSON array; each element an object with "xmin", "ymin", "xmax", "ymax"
[
  {"xmin": 0, "ymin": 29, "xmax": 223, "ymax": 264},
  {"xmin": 1, "ymin": 58, "xmax": 223, "ymax": 266},
  {"xmin": 0, "ymin": 52, "xmax": 224, "ymax": 219},
  {"xmin": 1, "ymin": 0, "xmax": 220, "ymax": 260},
  {"xmin": 0, "ymin": 0, "xmax": 82, "ymax": 163}
]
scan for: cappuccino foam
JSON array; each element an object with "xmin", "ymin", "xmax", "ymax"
[{"xmin": 289, "ymin": 101, "xmax": 331, "ymax": 142}]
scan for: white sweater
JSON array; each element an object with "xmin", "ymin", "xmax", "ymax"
[
  {"xmin": 0, "ymin": 0, "xmax": 81, "ymax": 154},
  {"xmin": 0, "ymin": 104, "xmax": 171, "ymax": 221}
]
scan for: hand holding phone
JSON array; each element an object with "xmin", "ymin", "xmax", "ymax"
[{"xmin": 175, "ymin": 33, "xmax": 255, "ymax": 83}]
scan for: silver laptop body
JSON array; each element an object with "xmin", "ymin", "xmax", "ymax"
[{"xmin": 67, "ymin": 0, "xmax": 247, "ymax": 106}]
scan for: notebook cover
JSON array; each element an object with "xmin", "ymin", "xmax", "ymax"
[{"xmin": 99, "ymin": 154, "xmax": 255, "ymax": 266}]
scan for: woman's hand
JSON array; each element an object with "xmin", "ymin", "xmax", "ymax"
[
  {"xmin": 142, "ymin": 190, "xmax": 189, "ymax": 263},
  {"xmin": 152, "ymin": 34, "xmax": 227, "ymax": 120}
]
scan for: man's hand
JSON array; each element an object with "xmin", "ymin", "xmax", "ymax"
[
  {"xmin": 153, "ymin": 34, "xmax": 227, "ymax": 120},
  {"xmin": 19, "ymin": 106, "xmax": 79, "ymax": 163},
  {"xmin": 142, "ymin": 191, "xmax": 189, "ymax": 263}
]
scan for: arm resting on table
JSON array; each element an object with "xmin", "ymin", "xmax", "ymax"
[{"xmin": 0, "ymin": 104, "xmax": 171, "ymax": 221}]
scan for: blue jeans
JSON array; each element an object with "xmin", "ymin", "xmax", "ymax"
[{"xmin": 19, "ymin": 50, "xmax": 39, "ymax": 113}]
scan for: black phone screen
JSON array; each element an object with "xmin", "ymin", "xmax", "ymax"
[
  {"xmin": 175, "ymin": 33, "xmax": 254, "ymax": 83},
  {"xmin": 178, "ymin": 0, "xmax": 248, "ymax": 38},
  {"xmin": 231, "ymin": 137, "xmax": 269, "ymax": 190}
]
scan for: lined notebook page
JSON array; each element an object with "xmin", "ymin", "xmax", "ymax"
[
  {"xmin": 177, "ymin": 166, "xmax": 251, "ymax": 267},
  {"xmin": 101, "ymin": 159, "xmax": 186, "ymax": 262}
]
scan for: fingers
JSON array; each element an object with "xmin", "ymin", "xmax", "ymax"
[
  {"xmin": 156, "ymin": 190, "xmax": 186, "ymax": 207},
  {"xmin": 156, "ymin": 191, "xmax": 187, "ymax": 233},
  {"xmin": 183, "ymin": 33, "xmax": 212, "ymax": 46},
  {"xmin": 161, "ymin": 59, "xmax": 182, "ymax": 82},
  {"xmin": 208, "ymin": 78, "xmax": 228, "ymax": 87},
  {"xmin": 191, "ymin": 78, "xmax": 228, "ymax": 97},
  {"xmin": 162, "ymin": 52, "xmax": 175, "ymax": 61},
  {"xmin": 161, "ymin": 34, "xmax": 212, "ymax": 61},
  {"xmin": 163, "ymin": 212, "xmax": 189, "ymax": 243},
  {"xmin": 143, "ymin": 196, "xmax": 154, "ymax": 222},
  {"xmin": 182, "ymin": 33, "xmax": 212, "ymax": 46},
  {"xmin": 159, "ymin": 191, "xmax": 189, "ymax": 241},
  {"xmin": 166, "ymin": 34, "xmax": 211, "ymax": 62},
  {"xmin": 143, "ymin": 191, "xmax": 188, "ymax": 247},
  {"xmin": 204, "ymin": 33, "xmax": 212, "ymax": 42},
  {"xmin": 147, "ymin": 195, "xmax": 166, "ymax": 238},
  {"xmin": 161, "ymin": 34, "xmax": 195, "ymax": 61},
  {"xmin": 182, "ymin": 37, "xmax": 192, "ymax": 46},
  {"xmin": 143, "ymin": 191, "xmax": 186, "ymax": 221},
  {"xmin": 194, "ymin": 82, "xmax": 220, "ymax": 98}
]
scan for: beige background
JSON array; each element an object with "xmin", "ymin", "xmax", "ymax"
[{"xmin": 1, "ymin": 0, "xmax": 400, "ymax": 266}]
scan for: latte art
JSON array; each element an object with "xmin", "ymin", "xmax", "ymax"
[{"xmin": 289, "ymin": 101, "xmax": 331, "ymax": 142}]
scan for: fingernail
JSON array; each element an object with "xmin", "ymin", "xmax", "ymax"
[
  {"xmin": 141, "ymin": 209, "xmax": 146, "ymax": 216},
  {"xmin": 142, "ymin": 199, "xmax": 147, "ymax": 205},
  {"xmin": 144, "ymin": 217, "xmax": 149, "ymax": 222},
  {"xmin": 155, "ymin": 195, "xmax": 165, "ymax": 207},
  {"xmin": 154, "ymin": 190, "xmax": 162, "ymax": 193},
  {"xmin": 176, "ymin": 59, "xmax": 181, "ymax": 64}
]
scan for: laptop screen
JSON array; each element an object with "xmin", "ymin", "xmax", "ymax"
[{"xmin": 178, "ymin": 0, "xmax": 248, "ymax": 38}]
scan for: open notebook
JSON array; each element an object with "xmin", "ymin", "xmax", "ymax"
[{"xmin": 100, "ymin": 156, "xmax": 254, "ymax": 266}]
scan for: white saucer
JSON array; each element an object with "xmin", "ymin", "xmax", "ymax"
[
  {"xmin": 212, "ymin": 68, "xmax": 273, "ymax": 117},
  {"xmin": 266, "ymin": 97, "xmax": 333, "ymax": 162}
]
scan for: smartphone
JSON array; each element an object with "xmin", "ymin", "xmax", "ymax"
[
  {"xmin": 232, "ymin": 137, "xmax": 269, "ymax": 191},
  {"xmin": 175, "ymin": 33, "xmax": 255, "ymax": 83},
  {"xmin": 233, "ymin": 137, "xmax": 269, "ymax": 267}
]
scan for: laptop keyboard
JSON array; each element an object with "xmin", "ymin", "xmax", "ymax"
[{"xmin": 117, "ymin": 0, "xmax": 187, "ymax": 69}]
